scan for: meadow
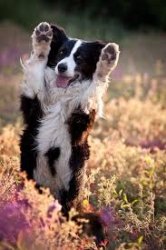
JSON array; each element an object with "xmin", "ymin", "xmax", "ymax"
[{"xmin": 0, "ymin": 21, "xmax": 166, "ymax": 250}]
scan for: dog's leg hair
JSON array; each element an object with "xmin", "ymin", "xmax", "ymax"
[
  {"xmin": 21, "ymin": 22, "xmax": 53, "ymax": 121},
  {"xmin": 21, "ymin": 22, "xmax": 53, "ymax": 99},
  {"xmin": 20, "ymin": 23, "xmax": 53, "ymax": 179},
  {"xmin": 61, "ymin": 108, "xmax": 105, "ymax": 246},
  {"xmin": 91, "ymin": 43, "xmax": 120, "ymax": 117}
]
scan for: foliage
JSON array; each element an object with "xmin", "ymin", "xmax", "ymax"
[
  {"xmin": 49, "ymin": 0, "xmax": 166, "ymax": 30},
  {"xmin": 0, "ymin": 1, "xmax": 126, "ymax": 42},
  {"xmin": 0, "ymin": 69, "xmax": 165, "ymax": 249},
  {"xmin": 0, "ymin": 0, "xmax": 166, "ymax": 31},
  {"xmin": 0, "ymin": 17, "xmax": 165, "ymax": 249}
]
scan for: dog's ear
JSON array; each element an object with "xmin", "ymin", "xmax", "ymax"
[
  {"xmin": 51, "ymin": 24, "xmax": 68, "ymax": 44},
  {"xmin": 80, "ymin": 41, "xmax": 106, "ymax": 76},
  {"xmin": 73, "ymin": 40, "xmax": 107, "ymax": 80},
  {"xmin": 87, "ymin": 41, "xmax": 106, "ymax": 64},
  {"xmin": 47, "ymin": 24, "xmax": 68, "ymax": 67}
]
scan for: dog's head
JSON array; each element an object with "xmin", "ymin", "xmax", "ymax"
[{"xmin": 47, "ymin": 24, "xmax": 118, "ymax": 89}]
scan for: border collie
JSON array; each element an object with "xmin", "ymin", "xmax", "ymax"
[{"xmin": 20, "ymin": 22, "xmax": 120, "ymax": 244}]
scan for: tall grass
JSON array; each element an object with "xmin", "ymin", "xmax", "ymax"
[
  {"xmin": 0, "ymin": 70, "xmax": 165, "ymax": 249},
  {"xmin": 0, "ymin": 11, "xmax": 165, "ymax": 249}
]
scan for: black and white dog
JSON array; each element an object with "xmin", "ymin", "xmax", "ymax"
[{"xmin": 20, "ymin": 22, "xmax": 119, "ymax": 243}]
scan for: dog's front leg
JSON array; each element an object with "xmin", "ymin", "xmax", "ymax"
[
  {"xmin": 93, "ymin": 43, "xmax": 120, "ymax": 83},
  {"xmin": 20, "ymin": 22, "xmax": 53, "ymax": 122},
  {"xmin": 20, "ymin": 23, "xmax": 53, "ymax": 179},
  {"xmin": 21, "ymin": 22, "xmax": 53, "ymax": 100}
]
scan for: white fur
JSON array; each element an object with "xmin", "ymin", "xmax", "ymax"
[
  {"xmin": 21, "ymin": 54, "xmax": 47, "ymax": 99},
  {"xmin": 21, "ymin": 22, "xmax": 52, "ymax": 100}
]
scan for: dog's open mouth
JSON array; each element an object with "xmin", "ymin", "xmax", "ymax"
[{"xmin": 55, "ymin": 74, "xmax": 79, "ymax": 88}]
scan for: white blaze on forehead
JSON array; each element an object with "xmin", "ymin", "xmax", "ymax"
[
  {"xmin": 56, "ymin": 39, "xmax": 82, "ymax": 77},
  {"xmin": 70, "ymin": 39, "xmax": 82, "ymax": 55}
]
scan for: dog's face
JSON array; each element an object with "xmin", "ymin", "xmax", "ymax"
[{"xmin": 47, "ymin": 25, "xmax": 106, "ymax": 88}]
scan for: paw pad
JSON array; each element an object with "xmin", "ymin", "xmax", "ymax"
[
  {"xmin": 101, "ymin": 43, "xmax": 119, "ymax": 63},
  {"xmin": 34, "ymin": 22, "xmax": 53, "ymax": 43}
]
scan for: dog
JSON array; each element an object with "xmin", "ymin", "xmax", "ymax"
[{"xmin": 20, "ymin": 22, "xmax": 120, "ymax": 244}]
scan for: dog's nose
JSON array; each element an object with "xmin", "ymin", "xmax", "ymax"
[{"xmin": 58, "ymin": 63, "xmax": 67, "ymax": 73}]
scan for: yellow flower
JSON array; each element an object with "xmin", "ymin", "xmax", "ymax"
[{"xmin": 82, "ymin": 199, "xmax": 89, "ymax": 207}]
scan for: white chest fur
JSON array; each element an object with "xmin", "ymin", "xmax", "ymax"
[
  {"xmin": 34, "ymin": 100, "xmax": 72, "ymax": 193},
  {"xmin": 33, "ymin": 76, "xmax": 104, "ymax": 195}
]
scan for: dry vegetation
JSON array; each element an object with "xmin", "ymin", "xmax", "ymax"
[{"xmin": 0, "ymin": 24, "xmax": 166, "ymax": 250}]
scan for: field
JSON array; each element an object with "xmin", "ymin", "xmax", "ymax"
[{"xmin": 0, "ymin": 22, "xmax": 166, "ymax": 250}]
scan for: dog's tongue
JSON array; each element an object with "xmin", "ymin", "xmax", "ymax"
[{"xmin": 55, "ymin": 75, "xmax": 71, "ymax": 88}]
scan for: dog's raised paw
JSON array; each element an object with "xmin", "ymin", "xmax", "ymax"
[
  {"xmin": 94, "ymin": 43, "xmax": 120, "ymax": 81},
  {"xmin": 101, "ymin": 43, "xmax": 119, "ymax": 64},
  {"xmin": 33, "ymin": 22, "xmax": 53, "ymax": 43}
]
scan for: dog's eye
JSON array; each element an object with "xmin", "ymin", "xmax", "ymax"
[
  {"xmin": 75, "ymin": 55, "xmax": 83, "ymax": 63},
  {"xmin": 59, "ymin": 49, "xmax": 65, "ymax": 56}
]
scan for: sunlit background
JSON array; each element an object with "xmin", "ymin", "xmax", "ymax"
[
  {"xmin": 0, "ymin": 0, "xmax": 166, "ymax": 123},
  {"xmin": 0, "ymin": 1, "xmax": 165, "ymax": 249}
]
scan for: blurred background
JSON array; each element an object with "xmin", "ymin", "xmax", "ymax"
[
  {"xmin": 0, "ymin": 2, "xmax": 166, "ymax": 249},
  {"xmin": 0, "ymin": 0, "xmax": 166, "ymax": 123}
]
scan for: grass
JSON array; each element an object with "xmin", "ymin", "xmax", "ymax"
[
  {"xmin": 0, "ymin": 71, "xmax": 165, "ymax": 250},
  {"xmin": 0, "ymin": 20, "xmax": 166, "ymax": 249}
]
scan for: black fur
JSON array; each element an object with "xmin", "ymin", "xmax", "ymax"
[
  {"xmin": 45, "ymin": 147, "xmax": 60, "ymax": 176},
  {"xmin": 47, "ymin": 26, "xmax": 105, "ymax": 81},
  {"xmin": 59, "ymin": 108, "xmax": 95, "ymax": 215},
  {"xmin": 74, "ymin": 41, "xmax": 105, "ymax": 80},
  {"xmin": 20, "ymin": 95, "xmax": 43, "ymax": 179},
  {"xmin": 20, "ymin": 95, "xmax": 43, "ymax": 126},
  {"xmin": 56, "ymin": 40, "xmax": 77, "ymax": 63},
  {"xmin": 68, "ymin": 107, "xmax": 95, "ymax": 145},
  {"xmin": 73, "ymin": 213, "xmax": 105, "ymax": 245},
  {"xmin": 69, "ymin": 143, "xmax": 89, "ymax": 197},
  {"xmin": 47, "ymin": 24, "xmax": 68, "ymax": 68},
  {"xmin": 59, "ymin": 143, "xmax": 90, "ymax": 215},
  {"xmin": 66, "ymin": 108, "xmax": 106, "ymax": 245}
]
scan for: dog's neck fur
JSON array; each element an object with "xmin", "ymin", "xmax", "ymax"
[{"xmin": 43, "ymin": 66, "xmax": 107, "ymax": 118}]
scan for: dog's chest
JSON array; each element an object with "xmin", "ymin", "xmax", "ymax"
[{"xmin": 34, "ymin": 101, "xmax": 72, "ymax": 193}]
